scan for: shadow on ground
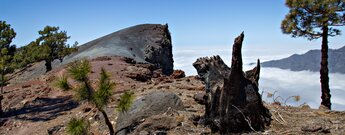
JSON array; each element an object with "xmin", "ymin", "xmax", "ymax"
[{"xmin": 1, "ymin": 96, "xmax": 78, "ymax": 122}]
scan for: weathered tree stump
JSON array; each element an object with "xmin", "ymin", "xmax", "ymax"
[{"xmin": 193, "ymin": 33, "xmax": 271, "ymax": 133}]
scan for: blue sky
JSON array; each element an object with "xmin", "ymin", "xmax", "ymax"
[{"xmin": 1, "ymin": 0, "xmax": 344, "ymax": 51}]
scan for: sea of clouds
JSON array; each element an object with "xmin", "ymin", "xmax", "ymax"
[{"xmin": 173, "ymin": 47, "xmax": 345, "ymax": 111}]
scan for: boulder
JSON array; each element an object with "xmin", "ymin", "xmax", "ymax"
[
  {"xmin": 193, "ymin": 33, "xmax": 271, "ymax": 133},
  {"xmin": 132, "ymin": 113, "xmax": 183, "ymax": 134},
  {"xmin": 115, "ymin": 91, "xmax": 184, "ymax": 135},
  {"xmin": 125, "ymin": 66, "xmax": 152, "ymax": 82},
  {"xmin": 171, "ymin": 70, "xmax": 185, "ymax": 79}
]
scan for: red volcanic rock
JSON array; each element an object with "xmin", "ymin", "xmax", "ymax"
[{"xmin": 171, "ymin": 70, "xmax": 185, "ymax": 79}]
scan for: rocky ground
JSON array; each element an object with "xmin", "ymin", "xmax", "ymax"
[{"xmin": 1, "ymin": 56, "xmax": 345, "ymax": 135}]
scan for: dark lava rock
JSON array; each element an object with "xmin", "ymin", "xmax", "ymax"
[
  {"xmin": 189, "ymin": 114, "xmax": 202, "ymax": 126},
  {"xmin": 122, "ymin": 57, "xmax": 136, "ymax": 64},
  {"xmin": 47, "ymin": 124, "xmax": 64, "ymax": 135},
  {"xmin": 115, "ymin": 91, "xmax": 184, "ymax": 135},
  {"xmin": 83, "ymin": 107, "xmax": 92, "ymax": 113},
  {"xmin": 0, "ymin": 118, "xmax": 7, "ymax": 127},
  {"xmin": 143, "ymin": 24, "xmax": 173, "ymax": 75}
]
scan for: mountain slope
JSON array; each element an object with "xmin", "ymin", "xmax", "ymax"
[{"xmin": 262, "ymin": 46, "xmax": 345, "ymax": 74}]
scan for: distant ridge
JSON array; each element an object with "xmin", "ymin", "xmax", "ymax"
[{"xmin": 261, "ymin": 46, "xmax": 345, "ymax": 74}]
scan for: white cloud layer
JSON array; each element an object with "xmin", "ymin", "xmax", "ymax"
[{"xmin": 174, "ymin": 48, "xmax": 345, "ymax": 111}]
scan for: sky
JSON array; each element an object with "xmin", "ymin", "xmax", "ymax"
[
  {"xmin": 2, "ymin": 0, "xmax": 344, "ymax": 51},
  {"xmin": 2, "ymin": 1, "xmax": 345, "ymax": 110}
]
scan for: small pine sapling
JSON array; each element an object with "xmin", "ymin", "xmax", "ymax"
[
  {"xmin": 55, "ymin": 74, "xmax": 70, "ymax": 91},
  {"xmin": 66, "ymin": 117, "xmax": 90, "ymax": 135}
]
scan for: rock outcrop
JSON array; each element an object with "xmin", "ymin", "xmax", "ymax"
[
  {"xmin": 115, "ymin": 91, "xmax": 184, "ymax": 135},
  {"xmin": 143, "ymin": 24, "xmax": 174, "ymax": 75},
  {"xmin": 193, "ymin": 33, "xmax": 271, "ymax": 133}
]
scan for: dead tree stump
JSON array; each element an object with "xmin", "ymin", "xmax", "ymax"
[{"xmin": 193, "ymin": 33, "xmax": 271, "ymax": 133}]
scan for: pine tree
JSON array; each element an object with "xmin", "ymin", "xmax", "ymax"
[
  {"xmin": 0, "ymin": 21, "xmax": 16, "ymax": 115},
  {"xmin": 36, "ymin": 26, "xmax": 75, "ymax": 72},
  {"xmin": 0, "ymin": 21, "xmax": 16, "ymax": 92},
  {"xmin": 0, "ymin": 49, "xmax": 11, "ymax": 92},
  {"xmin": 11, "ymin": 41, "xmax": 46, "ymax": 69},
  {"xmin": 281, "ymin": 0, "xmax": 345, "ymax": 110}
]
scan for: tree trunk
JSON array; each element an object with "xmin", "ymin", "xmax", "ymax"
[
  {"xmin": 0, "ymin": 95, "xmax": 3, "ymax": 116},
  {"xmin": 0, "ymin": 87, "xmax": 3, "ymax": 94},
  {"xmin": 193, "ymin": 33, "xmax": 271, "ymax": 133},
  {"xmin": 0, "ymin": 78, "xmax": 3, "ymax": 116},
  {"xmin": 45, "ymin": 59, "xmax": 52, "ymax": 72},
  {"xmin": 0, "ymin": 67, "xmax": 4, "ymax": 116},
  {"xmin": 1, "ymin": 63, "xmax": 5, "ymax": 94},
  {"xmin": 100, "ymin": 109, "xmax": 115, "ymax": 135},
  {"xmin": 320, "ymin": 26, "xmax": 331, "ymax": 110}
]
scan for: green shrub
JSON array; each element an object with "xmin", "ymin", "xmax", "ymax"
[
  {"xmin": 117, "ymin": 91, "xmax": 135, "ymax": 113},
  {"xmin": 68, "ymin": 59, "xmax": 90, "ymax": 82},
  {"xmin": 55, "ymin": 74, "xmax": 70, "ymax": 91},
  {"xmin": 93, "ymin": 68, "xmax": 114, "ymax": 109},
  {"xmin": 66, "ymin": 117, "xmax": 89, "ymax": 135}
]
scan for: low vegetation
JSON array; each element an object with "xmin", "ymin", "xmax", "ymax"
[
  {"xmin": 117, "ymin": 91, "xmax": 135, "ymax": 113},
  {"xmin": 265, "ymin": 90, "xmax": 301, "ymax": 106},
  {"xmin": 66, "ymin": 117, "xmax": 90, "ymax": 135},
  {"xmin": 55, "ymin": 74, "xmax": 71, "ymax": 91}
]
